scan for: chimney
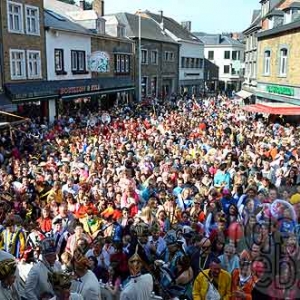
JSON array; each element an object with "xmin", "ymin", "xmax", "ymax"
[
  {"xmin": 158, "ymin": 10, "xmax": 164, "ymax": 30},
  {"xmin": 181, "ymin": 21, "xmax": 191, "ymax": 32},
  {"xmin": 218, "ymin": 34, "xmax": 222, "ymax": 44},
  {"xmin": 93, "ymin": 0, "xmax": 105, "ymax": 17},
  {"xmin": 79, "ymin": 0, "xmax": 85, "ymax": 10}
]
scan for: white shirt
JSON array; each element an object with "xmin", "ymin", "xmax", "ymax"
[
  {"xmin": 25, "ymin": 260, "xmax": 61, "ymax": 300},
  {"xmin": 71, "ymin": 270, "xmax": 101, "ymax": 300},
  {"xmin": 50, "ymin": 293, "xmax": 83, "ymax": 300},
  {"xmin": 120, "ymin": 274, "xmax": 153, "ymax": 300}
]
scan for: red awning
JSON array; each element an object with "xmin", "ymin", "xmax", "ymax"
[{"xmin": 242, "ymin": 103, "xmax": 300, "ymax": 115}]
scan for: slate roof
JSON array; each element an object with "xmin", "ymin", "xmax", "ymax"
[
  {"xmin": 44, "ymin": 0, "xmax": 81, "ymax": 19},
  {"xmin": 257, "ymin": 18, "xmax": 300, "ymax": 38},
  {"xmin": 114, "ymin": 13, "xmax": 177, "ymax": 43},
  {"xmin": 282, "ymin": 1, "xmax": 300, "ymax": 10},
  {"xmin": 194, "ymin": 34, "xmax": 244, "ymax": 46},
  {"xmin": 44, "ymin": 9, "xmax": 91, "ymax": 34},
  {"xmin": 142, "ymin": 11, "xmax": 202, "ymax": 43},
  {"xmin": 266, "ymin": 9, "xmax": 285, "ymax": 17}
]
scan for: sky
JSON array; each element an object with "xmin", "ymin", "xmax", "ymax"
[{"xmin": 102, "ymin": 0, "xmax": 260, "ymax": 33}]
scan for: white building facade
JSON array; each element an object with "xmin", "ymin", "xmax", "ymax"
[
  {"xmin": 44, "ymin": 11, "xmax": 92, "ymax": 122},
  {"xmin": 178, "ymin": 40, "xmax": 205, "ymax": 96},
  {"xmin": 196, "ymin": 34, "xmax": 245, "ymax": 93}
]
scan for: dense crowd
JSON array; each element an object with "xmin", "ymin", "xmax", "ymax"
[{"xmin": 0, "ymin": 96, "xmax": 300, "ymax": 300}]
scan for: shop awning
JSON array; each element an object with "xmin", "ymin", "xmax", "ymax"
[
  {"xmin": 5, "ymin": 77, "xmax": 135, "ymax": 102},
  {"xmin": 0, "ymin": 93, "xmax": 17, "ymax": 112},
  {"xmin": 242, "ymin": 103, "xmax": 300, "ymax": 115},
  {"xmin": 236, "ymin": 90, "xmax": 253, "ymax": 99}
]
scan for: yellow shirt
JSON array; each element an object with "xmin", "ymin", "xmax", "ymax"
[
  {"xmin": 47, "ymin": 189, "xmax": 63, "ymax": 204},
  {"xmin": 193, "ymin": 269, "xmax": 231, "ymax": 300}
]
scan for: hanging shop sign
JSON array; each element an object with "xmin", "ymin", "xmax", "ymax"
[{"xmin": 88, "ymin": 51, "xmax": 110, "ymax": 73}]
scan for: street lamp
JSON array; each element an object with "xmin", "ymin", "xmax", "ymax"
[{"xmin": 138, "ymin": 11, "xmax": 142, "ymax": 102}]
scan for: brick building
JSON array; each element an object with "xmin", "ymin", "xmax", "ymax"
[{"xmin": 0, "ymin": 0, "xmax": 46, "ymax": 115}]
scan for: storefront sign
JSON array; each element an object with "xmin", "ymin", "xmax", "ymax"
[
  {"xmin": 59, "ymin": 84, "xmax": 101, "ymax": 95},
  {"xmin": 88, "ymin": 51, "xmax": 110, "ymax": 73},
  {"xmin": 267, "ymin": 85, "xmax": 295, "ymax": 96}
]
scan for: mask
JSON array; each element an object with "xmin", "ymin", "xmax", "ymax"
[{"xmin": 128, "ymin": 247, "xmax": 142, "ymax": 277}]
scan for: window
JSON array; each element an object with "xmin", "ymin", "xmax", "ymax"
[
  {"xmin": 292, "ymin": 9, "xmax": 300, "ymax": 21},
  {"xmin": 190, "ymin": 58, "xmax": 194, "ymax": 68},
  {"xmin": 96, "ymin": 19, "xmax": 105, "ymax": 34},
  {"xmin": 25, "ymin": 5, "xmax": 40, "ymax": 35},
  {"xmin": 151, "ymin": 50, "xmax": 158, "ymax": 64},
  {"xmin": 114, "ymin": 54, "xmax": 130, "ymax": 74},
  {"xmin": 7, "ymin": 1, "xmax": 23, "ymax": 33},
  {"xmin": 181, "ymin": 57, "xmax": 185, "ymax": 68},
  {"xmin": 264, "ymin": 50, "xmax": 271, "ymax": 75},
  {"xmin": 117, "ymin": 25, "xmax": 125, "ymax": 38},
  {"xmin": 141, "ymin": 76, "xmax": 148, "ymax": 98},
  {"xmin": 232, "ymin": 51, "xmax": 240, "ymax": 60},
  {"xmin": 125, "ymin": 56, "xmax": 130, "ymax": 73},
  {"xmin": 10, "ymin": 49, "xmax": 26, "ymax": 79},
  {"xmin": 274, "ymin": 16, "xmax": 284, "ymax": 28},
  {"xmin": 141, "ymin": 49, "xmax": 148, "ymax": 64},
  {"xmin": 200, "ymin": 58, "xmax": 204, "ymax": 69},
  {"xmin": 71, "ymin": 50, "xmax": 86, "ymax": 73},
  {"xmin": 54, "ymin": 49, "xmax": 66, "ymax": 74},
  {"xmin": 151, "ymin": 77, "xmax": 157, "ymax": 97},
  {"xmin": 224, "ymin": 65, "xmax": 230, "ymax": 74},
  {"xmin": 208, "ymin": 51, "xmax": 214, "ymax": 60},
  {"xmin": 224, "ymin": 51, "xmax": 230, "ymax": 59},
  {"xmin": 165, "ymin": 51, "xmax": 174, "ymax": 62},
  {"xmin": 27, "ymin": 50, "xmax": 41, "ymax": 79},
  {"xmin": 279, "ymin": 48, "xmax": 288, "ymax": 77}
]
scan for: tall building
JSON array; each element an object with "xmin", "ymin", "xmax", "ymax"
[
  {"xmin": 106, "ymin": 12, "xmax": 180, "ymax": 100},
  {"xmin": 194, "ymin": 33, "xmax": 245, "ymax": 94},
  {"xmin": 0, "ymin": 0, "xmax": 47, "ymax": 115},
  {"xmin": 141, "ymin": 12, "xmax": 205, "ymax": 97},
  {"xmin": 243, "ymin": 0, "xmax": 300, "ymax": 115}
]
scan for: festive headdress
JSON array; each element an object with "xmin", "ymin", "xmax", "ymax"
[
  {"xmin": 40, "ymin": 238, "xmax": 57, "ymax": 256},
  {"xmin": 0, "ymin": 259, "xmax": 17, "ymax": 280},
  {"xmin": 48, "ymin": 271, "xmax": 73, "ymax": 289},
  {"xmin": 128, "ymin": 245, "xmax": 143, "ymax": 277}
]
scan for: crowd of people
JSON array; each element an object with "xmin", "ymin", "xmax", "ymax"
[{"xmin": 0, "ymin": 96, "xmax": 300, "ymax": 300}]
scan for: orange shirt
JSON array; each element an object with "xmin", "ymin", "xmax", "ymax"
[{"xmin": 231, "ymin": 268, "xmax": 255, "ymax": 300}]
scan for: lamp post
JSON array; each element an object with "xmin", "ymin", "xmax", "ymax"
[{"xmin": 138, "ymin": 11, "xmax": 142, "ymax": 102}]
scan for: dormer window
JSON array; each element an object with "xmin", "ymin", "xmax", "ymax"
[
  {"xmin": 267, "ymin": 10, "xmax": 284, "ymax": 28},
  {"xmin": 117, "ymin": 25, "xmax": 125, "ymax": 38},
  {"xmin": 96, "ymin": 18, "xmax": 105, "ymax": 35},
  {"xmin": 292, "ymin": 8, "xmax": 300, "ymax": 21},
  {"xmin": 273, "ymin": 16, "xmax": 284, "ymax": 27}
]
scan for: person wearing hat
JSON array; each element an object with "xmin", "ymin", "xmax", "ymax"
[
  {"xmin": 120, "ymin": 246, "xmax": 153, "ymax": 300},
  {"xmin": 0, "ymin": 258, "xmax": 19, "ymax": 300},
  {"xmin": 70, "ymin": 248, "xmax": 101, "ymax": 300},
  {"xmin": 25, "ymin": 238, "xmax": 62, "ymax": 300},
  {"xmin": 48, "ymin": 271, "xmax": 83, "ymax": 300}
]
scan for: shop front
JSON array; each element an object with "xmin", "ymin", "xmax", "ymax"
[
  {"xmin": 255, "ymin": 82, "xmax": 300, "ymax": 106},
  {"xmin": 5, "ymin": 77, "xmax": 135, "ymax": 121}
]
